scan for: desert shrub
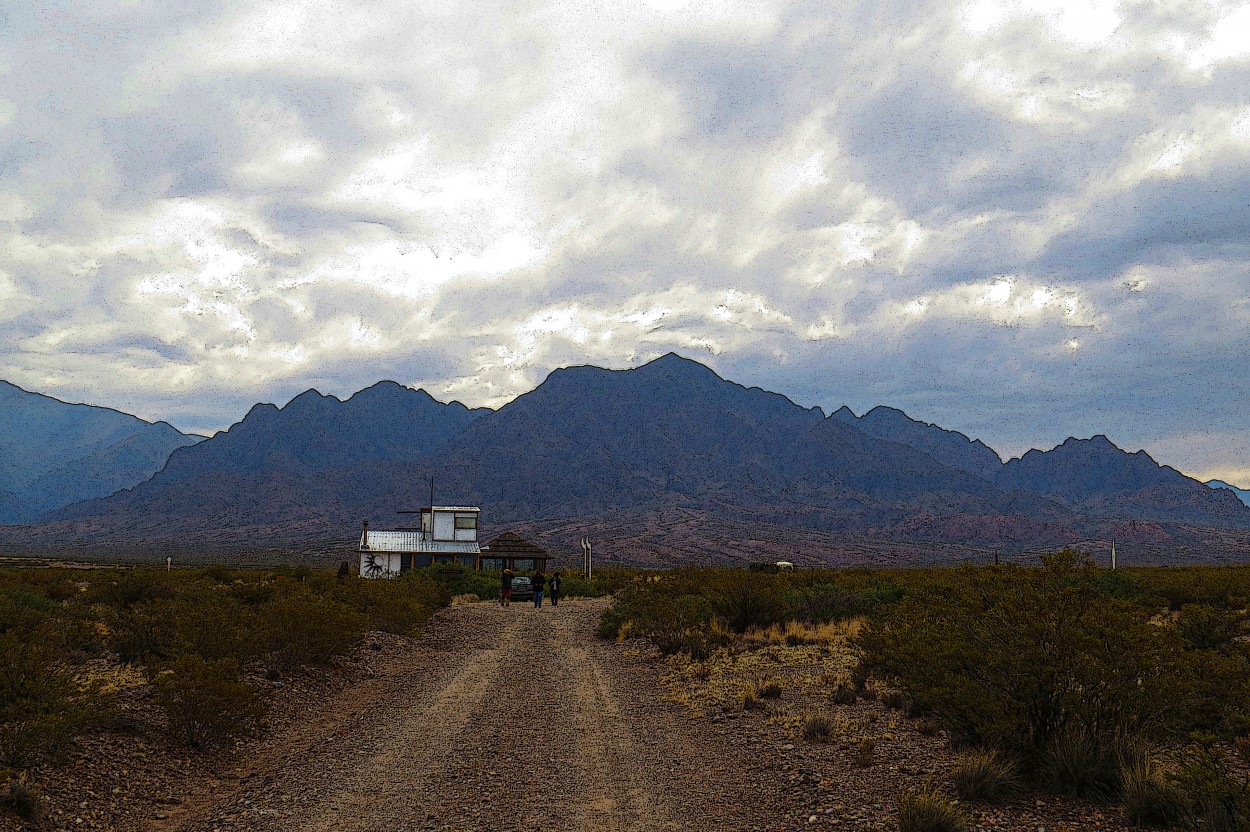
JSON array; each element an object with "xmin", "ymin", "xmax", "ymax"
[
  {"xmin": 881, "ymin": 691, "xmax": 907, "ymax": 711},
  {"xmin": 262, "ymin": 591, "xmax": 367, "ymax": 669},
  {"xmin": 896, "ymin": 787, "xmax": 968, "ymax": 832},
  {"xmin": 14, "ymin": 570, "xmax": 80, "ymax": 602},
  {"xmin": 151, "ymin": 654, "xmax": 268, "ymax": 749},
  {"xmin": 597, "ymin": 604, "xmax": 630, "ymax": 640},
  {"xmin": 952, "ymin": 749, "xmax": 1020, "ymax": 803},
  {"xmin": 803, "ymin": 714, "xmax": 834, "ymax": 742},
  {"xmin": 628, "ymin": 593, "xmax": 717, "ymax": 656},
  {"xmin": 228, "ymin": 579, "xmax": 278, "ymax": 606},
  {"xmin": 1039, "ymin": 728, "xmax": 1137, "ymax": 800},
  {"xmin": 551, "ymin": 571, "xmax": 605, "ymax": 598},
  {"xmin": 1170, "ymin": 748, "xmax": 1250, "ymax": 832},
  {"xmin": 110, "ymin": 601, "xmax": 178, "ymax": 664},
  {"xmin": 334, "ymin": 573, "xmax": 447, "ymax": 636},
  {"xmin": 756, "ymin": 679, "xmax": 783, "ymax": 699},
  {"xmin": 201, "ymin": 564, "xmax": 236, "ymax": 584},
  {"xmin": 713, "ymin": 576, "xmax": 792, "ymax": 632},
  {"xmin": 831, "ymin": 681, "xmax": 858, "ymax": 706},
  {"xmin": 742, "ymin": 690, "xmax": 765, "ymax": 711},
  {"xmin": 168, "ymin": 596, "xmax": 262, "ymax": 662},
  {"xmin": 790, "ymin": 584, "xmax": 869, "ymax": 622},
  {"xmin": 854, "ymin": 736, "xmax": 878, "ymax": 767},
  {"xmin": 0, "ymin": 634, "xmax": 111, "ymax": 767},
  {"xmin": 0, "ymin": 776, "xmax": 43, "ymax": 821},
  {"xmin": 0, "ymin": 589, "xmax": 55, "ymax": 636},
  {"xmin": 860, "ymin": 552, "xmax": 1212, "ymax": 760},
  {"xmin": 1121, "ymin": 753, "xmax": 1182, "ymax": 827},
  {"xmin": 93, "ymin": 570, "xmax": 174, "ymax": 608},
  {"xmin": 1177, "ymin": 604, "xmax": 1248, "ymax": 652},
  {"xmin": 1131, "ymin": 566, "xmax": 1250, "ymax": 611},
  {"xmin": 48, "ymin": 610, "xmax": 108, "ymax": 660}
]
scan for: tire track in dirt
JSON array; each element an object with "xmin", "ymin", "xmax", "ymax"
[
  {"xmin": 145, "ymin": 599, "xmax": 790, "ymax": 832},
  {"xmin": 297, "ymin": 612, "xmax": 521, "ymax": 832},
  {"xmin": 566, "ymin": 642, "xmax": 677, "ymax": 831}
]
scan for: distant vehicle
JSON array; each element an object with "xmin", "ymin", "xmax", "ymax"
[{"xmin": 510, "ymin": 576, "xmax": 535, "ymax": 602}]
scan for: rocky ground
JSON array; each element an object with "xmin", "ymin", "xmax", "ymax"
[{"xmin": 16, "ymin": 598, "xmax": 1155, "ymax": 832}]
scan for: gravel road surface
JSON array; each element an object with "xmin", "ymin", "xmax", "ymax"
[{"xmin": 146, "ymin": 599, "xmax": 800, "ymax": 832}]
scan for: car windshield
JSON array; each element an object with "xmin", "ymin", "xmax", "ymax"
[{"xmin": 513, "ymin": 577, "xmax": 531, "ymax": 585}]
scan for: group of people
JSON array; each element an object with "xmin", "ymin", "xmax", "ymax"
[{"xmin": 498, "ymin": 568, "xmax": 562, "ymax": 608}]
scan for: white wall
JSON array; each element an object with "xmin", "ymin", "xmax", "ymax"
[
  {"xmin": 433, "ymin": 511, "xmax": 455, "ymax": 541},
  {"xmin": 360, "ymin": 551, "xmax": 399, "ymax": 578}
]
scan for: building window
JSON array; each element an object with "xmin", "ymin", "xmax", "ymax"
[
  {"xmin": 480, "ymin": 558, "xmax": 505, "ymax": 571},
  {"xmin": 414, "ymin": 555, "xmax": 433, "ymax": 568},
  {"xmin": 455, "ymin": 515, "xmax": 477, "ymax": 530},
  {"xmin": 513, "ymin": 558, "xmax": 535, "ymax": 572}
]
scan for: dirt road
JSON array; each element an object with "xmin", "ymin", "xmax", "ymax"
[{"xmin": 147, "ymin": 599, "xmax": 806, "ymax": 832}]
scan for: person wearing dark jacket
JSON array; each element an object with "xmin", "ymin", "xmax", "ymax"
[
  {"xmin": 532, "ymin": 571, "xmax": 547, "ymax": 608},
  {"xmin": 548, "ymin": 572, "xmax": 562, "ymax": 607},
  {"xmin": 500, "ymin": 568, "xmax": 514, "ymax": 607}
]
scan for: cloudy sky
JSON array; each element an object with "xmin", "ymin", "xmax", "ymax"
[{"xmin": 2, "ymin": 0, "xmax": 1248, "ymax": 484}]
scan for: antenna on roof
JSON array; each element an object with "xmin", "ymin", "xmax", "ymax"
[{"xmin": 428, "ymin": 476, "xmax": 434, "ymax": 510}]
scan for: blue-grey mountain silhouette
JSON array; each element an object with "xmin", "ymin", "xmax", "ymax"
[
  {"xmin": 0, "ymin": 380, "xmax": 201, "ymax": 523},
  {"xmin": 4, "ymin": 355, "xmax": 1249, "ymax": 564},
  {"xmin": 1208, "ymin": 479, "xmax": 1250, "ymax": 508}
]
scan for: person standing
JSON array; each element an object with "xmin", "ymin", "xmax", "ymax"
[
  {"xmin": 532, "ymin": 570, "xmax": 547, "ymax": 608},
  {"xmin": 500, "ymin": 568, "xmax": 514, "ymax": 607},
  {"xmin": 548, "ymin": 571, "xmax": 562, "ymax": 607}
]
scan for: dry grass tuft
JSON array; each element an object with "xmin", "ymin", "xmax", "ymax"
[
  {"xmin": 831, "ymin": 680, "xmax": 858, "ymax": 706},
  {"xmin": 1120, "ymin": 753, "xmax": 1181, "ymax": 827},
  {"xmin": 742, "ymin": 618, "xmax": 865, "ymax": 648},
  {"xmin": 952, "ymin": 749, "xmax": 1020, "ymax": 803},
  {"xmin": 896, "ymin": 786, "xmax": 968, "ymax": 832},
  {"xmin": 854, "ymin": 736, "xmax": 878, "ymax": 768},
  {"xmin": 0, "ymin": 777, "xmax": 43, "ymax": 821},
  {"xmin": 802, "ymin": 714, "xmax": 835, "ymax": 742}
]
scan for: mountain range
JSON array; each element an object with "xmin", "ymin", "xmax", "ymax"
[
  {"xmin": 1208, "ymin": 480, "xmax": 1250, "ymax": 508},
  {"xmin": 3, "ymin": 355, "xmax": 1249, "ymax": 566},
  {"xmin": 0, "ymin": 381, "xmax": 201, "ymax": 524}
]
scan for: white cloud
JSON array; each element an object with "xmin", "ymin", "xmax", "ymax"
[{"xmin": 0, "ymin": 0, "xmax": 1247, "ymax": 480}]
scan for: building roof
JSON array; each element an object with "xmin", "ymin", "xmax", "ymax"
[
  {"xmin": 361, "ymin": 530, "xmax": 481, "ymax": 554},
  {"xmin": 482, "ymin": 532, "xmax": 549, "ymax": 558}
]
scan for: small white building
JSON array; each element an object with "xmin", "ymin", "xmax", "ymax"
[{"xmin": 359, "ymin": 506, "xmax": 480, "ymax": 578}]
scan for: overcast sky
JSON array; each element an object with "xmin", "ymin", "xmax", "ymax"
[{"xmin": 2, "ymin": 0, "xmax": 1248, "ymax": 484}]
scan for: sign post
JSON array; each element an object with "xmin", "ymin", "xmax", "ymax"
[{"xmin": 581, "ymin": 537, "xmax": 592, "ymax": 579}]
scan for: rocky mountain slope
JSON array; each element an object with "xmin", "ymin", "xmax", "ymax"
[
  {"xmin": 5, "ymin": 355, "xmax": 1248, "ymax": 563},
  {"xmin": 0, "ymin": 381, "xmax": 202, "ymax": 523},
  {"xmin": 1209, "ymin": 479, "xmax": 1250, "ymax": 508}
]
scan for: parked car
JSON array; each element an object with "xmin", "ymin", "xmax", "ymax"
[{"xmin": 510, "ymin": 576, "xmax": 534, "ymax": 602}]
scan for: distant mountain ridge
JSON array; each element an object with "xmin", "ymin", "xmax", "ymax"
[
  {"xmin": 831, "ymin": 405, "xmax": 1002, "ymax": 480},
  {"xmin": 1209, "ymin": 480, "xmax": 1250, "ymax": 508},
  {"xmin": 0, "ymin": 380, "xmax": 202, "ymax": 523},
  {"xmin": 4, "ymin": 355, "xmax": 1249, "ymax": 565}
]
